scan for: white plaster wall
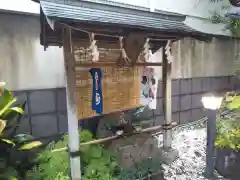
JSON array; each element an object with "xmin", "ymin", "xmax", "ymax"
[
  {"xmin": 172, "ymin": 37, "xmax": 236, "ymax": 78},
  {"xmin": 0, "ymin": 12, "xmax": 236, "ymax": 91},
  {"xmin": 0, "ymin": 0, "xmax": 39, "ymax": 15},
  {"xmin": 0, "ymin": 13, "xmax": 65, "ymax": 90},
  {"xmin": 152, "ymin": 37, "xmax": 236, "ymax": 79}
]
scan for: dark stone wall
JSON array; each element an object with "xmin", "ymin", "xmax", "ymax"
[{"xmin": 15, "ymin": 75, "xmax": 238, "ymax": 137}]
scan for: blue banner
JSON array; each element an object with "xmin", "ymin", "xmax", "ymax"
[{"xmin": 89, "ymin": 68, "xmax": 103, "ymax": 114}]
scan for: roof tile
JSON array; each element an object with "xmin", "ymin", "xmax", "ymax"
[{"xmin": 40, "ymin": 0, "xmax": 196, "ymax": 32}]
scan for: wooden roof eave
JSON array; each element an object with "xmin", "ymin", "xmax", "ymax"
[
  {"xmin": 38, "ymin": 0, "xmax": 214, "ymax": 48},
  {"xmin": 40, "ymin": 13, "xmax": 213, "ymax": 51}
]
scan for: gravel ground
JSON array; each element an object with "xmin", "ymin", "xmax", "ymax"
[{"xmin": 160, "ymin": 119, "xmax": 230, "ymax": 180}]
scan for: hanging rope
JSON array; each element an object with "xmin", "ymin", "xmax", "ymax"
[
  {"xmin": 117, "ymin": 36, "xmax": 131, "ymax": 66},
  {"xmin": 60, "ymin": 23, "xmax": 131, "ymax": 64},
  {"xmin": 165, "ymin": 40, "xmax": 173, "ymax": 64},
  {"xmin": 88, "ymin": 32, "xmax": 100, "ymax": 62},
  {"xmin": 60, "ymin": 22, "xmax": 168, "ymax": 66},
  {"xmin": 142, "ymin": 38, "xmax": 153, "ymax": 62}
]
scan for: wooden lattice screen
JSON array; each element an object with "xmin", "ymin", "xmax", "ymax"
[{"xmin": 73, "ymin": 41, "xmax": 142, "ymax": 119}]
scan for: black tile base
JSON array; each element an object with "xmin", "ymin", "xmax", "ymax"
[{"xmin": 14, "ymin": 75, "xmax": 236, "ymax": 138}]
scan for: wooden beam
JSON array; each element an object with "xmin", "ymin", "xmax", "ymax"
[
  {"xmin": 162, "ymin": 46, "xmax": 173, "ymax": 149},
  {"xmin": 42, "ymin": 20, "xmax": 211, "ymax": 48},
  {"xmin": 70, "ymin": 30, "xmax": 179, "ymax": 41},
  {"xmin": 74, "ymin": 61, "xmax": 162, "ymax": 67},
  {"xmin": 52, "ymin": 122, "xmax": 178, "ymax": 153},
  {"xmin": 63, "ymin": 27, "xmax": 81, "ymax": 180},
  {"xmin": 123, "ymin": 33, "xmax": 147, "ymax": 65},
  {"xmin": 70, "ymin": 22, "xmax": 190, "ymax": 39}
]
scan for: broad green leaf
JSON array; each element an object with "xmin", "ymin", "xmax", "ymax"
[
  {"xmin": 0, "ymin": 119, "xmax": 6, "ymax": 133},
  {"xmin": 0, "ymin": 138, "xmax": 15, "ymax": 146},
  {"xmin": 14, "ymin": 134, "xmax": 34, "ymax": 143},
  {"xmin": 3, "ymin": 107, "xmax": 24, "ymax": 117},
  {"xmin": 0, "ymin": 97, "xmax": 17, "ymax": 117},
  {"xmin": 11, "ymin": 107, "xmax": 24, "ymax": 114},
  {"xmin": 0, "ymin": 88, "xmax": 14, "ymax": 108},
  {"xmin": 19, "ymin": 141, "xmax": 42, "ymax": 150}
]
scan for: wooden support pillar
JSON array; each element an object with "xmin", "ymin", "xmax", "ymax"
[
  {"xmin": 162, "ymin": 47, "xmax": 172, "ymax": 149},
  {"xmin": 63, "ymin": 27, "xmax": 81, "ymax": 180}
]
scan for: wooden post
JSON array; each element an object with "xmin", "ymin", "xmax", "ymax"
[
  {"xmin": 63, "ymin": 27, "xmax": 81, "ymax": 180},
  {"xmin": 162, "ymin": 47, "xmax": 172, "ymax": 149}
]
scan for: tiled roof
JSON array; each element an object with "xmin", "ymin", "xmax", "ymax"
[{"xmin": 40, "ymin": 0, "xmax": 196, "ymax": 33}]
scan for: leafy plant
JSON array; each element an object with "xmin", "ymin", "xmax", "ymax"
[
  {"xmin": 216, "ymin": 92, "xmax": 240, "ymax": 151},
  {"xmin": 207, "ymin": 0, "xmax": 240, "ymax": 37},
  {"xmin": 0, "ymin": 83, "xmax": 44, "ymax": 179},
  {"xmin": 215, "ymin": 119, "xmax": 240, "ymax": 150},
  {"xmin": 79, "ymin": 130, "xmax": 119, "ymax": 180},
  {"xmin": 117, "ymin": 158, "xmax": 163, "ymax": 180},
  {"xmin": 227, "ymin": 94, "xmax": 240, "ymax": 110},
  {"xmin": 27, "ymin": 130, "xmax": 119, "ymax": 180}
]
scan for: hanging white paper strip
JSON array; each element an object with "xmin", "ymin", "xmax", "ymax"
[{"xmin": 140, "ymin": 67, "xmax": 158, "ymax": 109}]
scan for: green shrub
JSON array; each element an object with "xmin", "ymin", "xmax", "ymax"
[
  {"xmin": 215, "ymin": 92, "xmax": 240, "ymax": 151},
  {"xmin": 27, "ymin": 130, "xmax": 119, "ymax": 180},
  {"xmin": 216, "ymin": 119, "xmax": 240, "ymax": 150},
  {"xmin": 117, "ymin": 158, "xmax": 163, "ymax": 180},
  {"xmin": 0, "ymin": 84, "xmax": 44, "ymax": 180}
]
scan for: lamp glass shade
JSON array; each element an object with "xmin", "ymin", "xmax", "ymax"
[{"xmin": 201, "ymin": 95, "xmax": 223, "ymax": 110}]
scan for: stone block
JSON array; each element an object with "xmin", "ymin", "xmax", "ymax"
[
  {"xmin": 157, "ymin": 79, "xmax": 180, "ymax": 97},
  {"xmin": 172, "ymin": 96, "xmax": 179, "ymax": 112},
  {"xmin": 191, "ymin": 108, "xmax": 203, "ymax": 122},
  {"xmin": 172, "ymin": 79, "xmax": 180, "ymax": 96},
  {"xmin": 109, "ymin": 134, "xmax": 160, "ymax": 168},
  {"xmin": 58, "ymin": 113, "xmax": 68, "ymax": 133},
  {"xmin": 29, "ymin": 90, "xmax": 56, "ymax": 114},
  {"xmin": 31, "ymin": 114, "xmax": 58, "ymax": 137},
  {"xmin": 220, "ymin": 76, "xmax": 230, "ymax": 90},
  {"xmin": 212, "ymin": 77, "xmax": 223, "ymax": 90},
  {"xmin": 191, "ymin": 94, "xmax": 202, "ymax": 109},
  {"xmin": 57, "ymin": 88, "xmax": 67, "ymax": 111},
  {"xmin": 180, "ymin": 95, "xmax": 191, "ymax": 111},
  {"xmin": 202, "ymin": 77, "xmax": 212, "ymax": 92},
  {"xmin": 172, "ymin": 112, "xmax": 179, "ymax": 125},
  {"xmin": 154, "ymin": 98, "xmax": 163, "ymax": 116},
  {"xmin": 191, "ymin": 78, "xmax": 202, "ymax": 93},
  {"xmin": 180, "ymin": 79, "xmax": 191, "ymax": 94}
]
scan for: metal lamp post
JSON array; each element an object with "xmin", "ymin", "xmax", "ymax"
[{"xmin": 201, "ymin": 94, "xmax": 223, "ymax": 179}]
